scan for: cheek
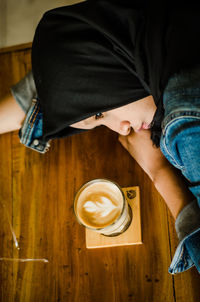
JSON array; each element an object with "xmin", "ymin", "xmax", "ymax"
[
  {"xmin": 70, "ymin": 123, "xmax": 93, "ymax": 129},
  {"xmin": 103, "ymin": 120, "xmax": 123, "ymax": 134},
  {"xmin": 70, "ymin": 117, "xmax": 98, "ymax": 129},
  {"xmin": 103, "ymin": 117, "xmax": 119, "ymax": 129},
  {"xmin": 70, "ymin": 122, "xmax": 83, "ymax": 129}
]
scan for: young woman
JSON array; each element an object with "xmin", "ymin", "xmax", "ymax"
[{"xmin": 1, "ymin": 0, "xmax": 200, "ymax": 274}]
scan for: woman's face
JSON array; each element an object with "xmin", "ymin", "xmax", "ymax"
[{"xmin": 70, "ymin": 95, "xmax": 157, "ymax": 136}]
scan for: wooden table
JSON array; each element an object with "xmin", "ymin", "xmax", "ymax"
[{"xmin": 0, "ymin": 46, "xmax": 200, "ymax": 302}]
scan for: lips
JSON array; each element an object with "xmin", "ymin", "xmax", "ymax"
[
  {"xmin": 142, "ymin": 123, "xmax": 151, "ymax": 130},
  {"xmin": 135, "ymin": 123, "xmax": 150, "ymax": 132}
]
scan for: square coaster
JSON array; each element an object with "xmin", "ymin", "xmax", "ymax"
[{"xmin": 86, "ymin": 186, "xmax": 142, "ymax": 248}]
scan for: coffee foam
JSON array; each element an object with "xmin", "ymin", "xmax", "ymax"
[
  {"xmin": 83, "ymin": 196, "xmax": 117, "ymax": 218},
  {"xmin": 75, "ymin": 181, "xmax": 124, "ymax": 229}
]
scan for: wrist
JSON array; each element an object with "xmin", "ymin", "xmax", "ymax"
[{"xmin": 150, "ymin": 164, "xmax": 194, "ymax": 220}]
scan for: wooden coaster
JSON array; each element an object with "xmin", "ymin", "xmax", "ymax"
[{"xmin": 86, "ymin": 186, "xmax": 142, "ymax": 248}]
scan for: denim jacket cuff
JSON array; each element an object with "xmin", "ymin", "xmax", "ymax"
[
  {"xmin": 169, "ymin": 200, "xmax": 200, "ymax": 274},
  {"xmin": 19, "ymin": 99, "xmax": 51, "ymax": 153},
  {"xmin": 169, "ymin": 228, "xmax": 200, "ymax": 274},
  {"xmin": 175, "ymin": 199, "xmax": 200, "ymax": 241}
]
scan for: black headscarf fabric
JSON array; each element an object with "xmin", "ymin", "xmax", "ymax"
[
  {"xmin": 32, "ymin": 0, "xmax": 200, "ymax": 145},
  {"xmin": 32, "ymin": 0, "xmax": 150, "ymax": 140}
]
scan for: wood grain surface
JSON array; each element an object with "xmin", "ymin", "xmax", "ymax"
[{"xmin": 0, "ymin": 47, "xmax": 200, "ymax": 302}]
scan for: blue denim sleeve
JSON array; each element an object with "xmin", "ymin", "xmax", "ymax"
[
  {"xmin": 160, "ymin": 115, "xmax": 200, "ymax": 274},
  {"xmin": 169, "ymin": 200, "xmax": 200, "ymax": 274},
  {"xmin": 19, "ymin": 99, "xmax": 51, "ymax": 153},
  {"xmin": 10, "ymin": 72, "xmax": 51, "ymax": 153}
]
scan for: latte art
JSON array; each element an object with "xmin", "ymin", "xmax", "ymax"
[
  {"xmin": 83, "ymin": 196, "xmax": 118, "ymax": 217},
  {"xmin": 74, "ymin": 179, "xmax": 133, "ymax": 236},
  {"xmin": 74, "ymin": 180, "xmax": 124, "ymax": 229}
]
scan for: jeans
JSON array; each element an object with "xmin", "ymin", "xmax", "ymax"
[{"xmin": 160, "ymin": 66, "xmax": 200, "ymax": 274}]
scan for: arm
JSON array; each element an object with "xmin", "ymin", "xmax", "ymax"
[
  {"xmin": 118, "ymin": 130, "xmax": 194, "ymax": 220},
  {"xmin": 0, "ymin": 70, "xmax": 36, "ymax": 135},
  {"xmin": 119, "ymin": 129, "xmax": 200, "ymax": 275},
  {"xmin": 0, "ymin": 92, "xmax": 25, "ymax": 134}
]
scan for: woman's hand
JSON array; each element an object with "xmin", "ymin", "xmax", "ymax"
[{"xmin": 118, "ymin": 130, "xmax": 168, "ymax": 181}]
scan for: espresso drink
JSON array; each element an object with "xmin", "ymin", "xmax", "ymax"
[{"xmin": 74, "ymin": 179, "xmax": 132, "ymax": 236}]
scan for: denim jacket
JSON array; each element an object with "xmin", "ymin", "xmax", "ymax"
[
  {"xmin": 19, "ymin": 98, "xmax": 51, "ymax": 153},
  {"xmin": 160, "ymin": 67, "xmax": 200, "ymax": 274}
]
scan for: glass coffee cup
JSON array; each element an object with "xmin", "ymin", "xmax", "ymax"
[{"xmin": 74, "ymin": 179, "xmax": 132, "ymax": 236}]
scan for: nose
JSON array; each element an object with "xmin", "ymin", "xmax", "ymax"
[
  {"xmin": 119, "ymin": 121, "xmax": 131, "ymax": 136},
  {"xmin": 104, "ymin": 120, "xmax": 131, "ymax": 136}
]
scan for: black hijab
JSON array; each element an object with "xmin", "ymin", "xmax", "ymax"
[
  {"xmin": 32, "ymin": 0, "xmax": 150, "ymax": 140},
  {"xmin": 32, "ymin": 0, "xmax": 200, "ymax": 146}
]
